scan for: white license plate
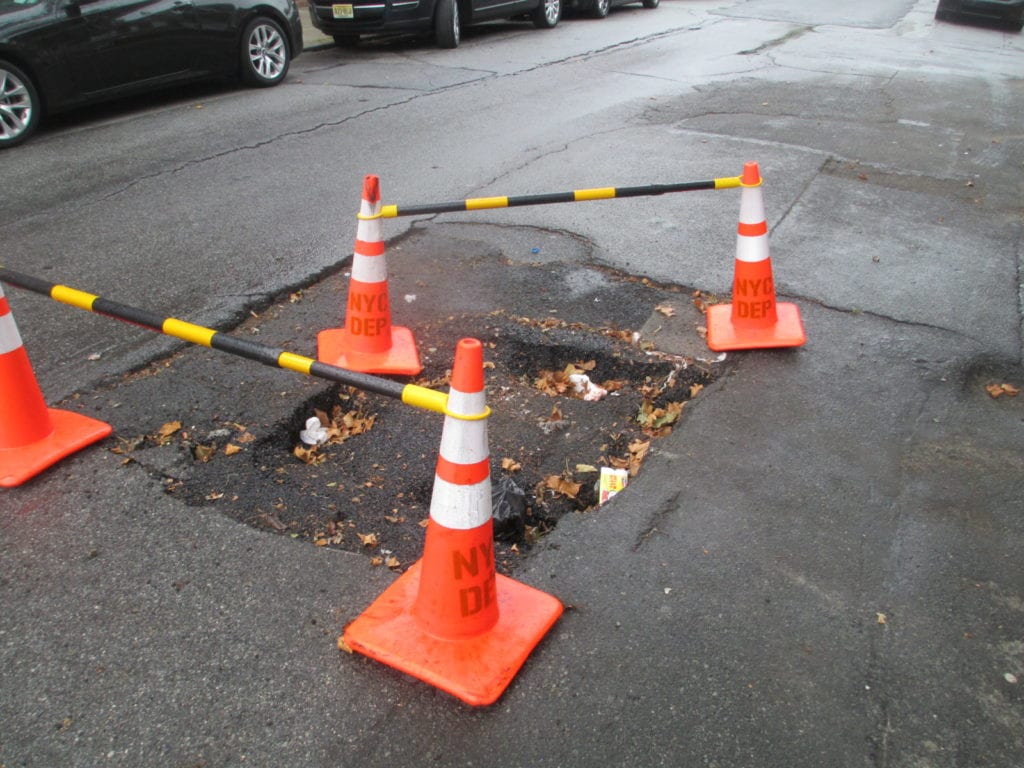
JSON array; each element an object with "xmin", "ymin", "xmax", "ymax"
[{"xmin": 332, "ymin": 3, "xmax": 354, "ymax": 18}]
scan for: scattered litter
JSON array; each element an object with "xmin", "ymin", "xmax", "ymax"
[
  {"xmin": 538, "ymin": 406, "xmax": 569, "ymax": 434},
  {"xmin": 492, "ymin": 475, "xmax": 527, "ymax": 542},
  {"xmin": 404, "ymin": 294, "xmax": 417, "ymax": 303},
  {"xmin": 598, "ymin": 467, "xmax": 628, "ymax": 503},
  {"xmin": 1005, "ymin": 673, "xmax": 1019, "ymax": 685},
  {"xmin": 299, "ymin": 416, "xmax": 329, "ymax": 446},
  {"xmin": 87, "ymin": 352, "xmax": 102, "ymax": 361},
  {"xmin": 697, "ymin": 352, "xmax": 727, "ymax": 364},
  {"xmin": 531, "ymin": 247, "xmax": 541, "ymax": 254},
  {"xmin": 569, "ymin": 373, "xmax": 608, "ymax": 402}
]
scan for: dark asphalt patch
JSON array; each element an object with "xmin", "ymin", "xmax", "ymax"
[{"xmin": 86, "ymin": 223, "xmax": 724, "ymax": 573}]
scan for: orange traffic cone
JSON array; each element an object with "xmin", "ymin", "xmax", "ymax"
[
  {"xmin": 705, "ymin": 162, "xmax": 806, "ymax": 351},
  {"xmin": 343, "ymin": 338, "xmax": 563, "ymax": 706},
  {"xmin": 0, "ymin": 285, "xmax": 112, "ymax": 488},
  {"xmin": 317, "ymin": 175, "xmax": 421, "ymax": 376}
]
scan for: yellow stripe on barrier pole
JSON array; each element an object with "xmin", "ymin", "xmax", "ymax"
[
  {"xmin": 466, "ymin": 196, "xmax": 510, "ymax": 211},
  {"xmin": 51, "ymin": 285, "xmax": 99, "ymax": 312},
  {"xmin": 277, "ymin": 351, "xmax": 314, "ymax": 375},
  {"xmin": 163, "ymin": 318, "xmax": 216, "ymax": 347},
  {"xmin": 573, "ymin": 187, "xmax": 617, "ymax": 202}
]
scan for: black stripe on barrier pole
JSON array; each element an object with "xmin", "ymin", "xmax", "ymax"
[
  {"xmin": 0, "ymin": 267, "xmax": 455, "ymax": 418},
  {"xmin": 375, "ymin": 176, "xmax": 743, "ymax": 218}
]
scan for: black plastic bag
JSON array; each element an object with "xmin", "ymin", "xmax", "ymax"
[{"xmin": 492, "ymin": 475, "xmax": 527, "ymax": 542}]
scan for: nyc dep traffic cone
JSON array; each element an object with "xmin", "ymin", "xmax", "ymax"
[
  {"xmin": 0, "ymin": 285, "xmax": 112, "ymax": 488},
  {"xmin": 317, "ymin": 175, "xmax": 421, "ymax": 376},
  {"xmin": 342, "ymin": 338, "xmax": 563, "ymax": 706},
  {"xmin": 705, "ymin": 162, "xmax": 806, "ymax": 351}
]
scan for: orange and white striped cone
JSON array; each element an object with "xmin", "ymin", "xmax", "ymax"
[
  {"xmin": 343, "ymin": 338, "xmax": 562, "ymax": 706},
  {"xmin": 705, "ymin": 161, "xmax": 806, "ymax": 351},
  {"xmin": 317, "ymin": 174, "xmax": 421, "ymax": 375},
  {"xmin": 0, "ymin": 285, "xmax": 112, "ymax": 488}
]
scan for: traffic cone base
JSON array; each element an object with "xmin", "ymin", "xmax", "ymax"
[
  {"xmin": 343, "ymin": 559, "xmax": 563, "ymax": 707},
  {"xmin": 705, "ymin": 301, "xmax": 806, "ymax": 351},
  {"xmin": 0, "ymin": 408, "xmax": 112, "ymax": 488},
  {"xmin": 317, "ymin": 325, "xmax": 421, "ymax": 376}
]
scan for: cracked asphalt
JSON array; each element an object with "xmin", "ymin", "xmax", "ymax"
[{"xmin": 1, "ymin": 1, "xmax": 1023, "ymax": 766}]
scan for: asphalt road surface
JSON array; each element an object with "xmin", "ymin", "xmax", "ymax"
[{"xmin": 1, "ymin": 1, "xmax": 1022, "ymax": 766}]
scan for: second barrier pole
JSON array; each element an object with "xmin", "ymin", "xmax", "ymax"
[{"xmin": 0, "ymin": 267, "xmax": 459, "ymax": 419}]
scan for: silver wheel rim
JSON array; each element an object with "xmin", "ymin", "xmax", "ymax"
[
  {"xmin": 544, "ymin": 0, "xmax": 559, "ymax": 24},
  {"xmin": 248, "ymin": 23, "xmax": 287, "ymax": 81},
  {"xmin": 0, "ymin": 68, "xmax": 32, "ymax": 142},
  {"xmin": 453, "ymin": 1, "xmax": 460, "ymax": 45},
  {"xmin": 597, "ymin": 0, "xmax": 608, "ymax": 12}
]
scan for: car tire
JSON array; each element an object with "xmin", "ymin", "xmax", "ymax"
[
  {"xmin": 588, "ymin": 0, "xmax": 609, "ymax": 19},
  {"xmin": 641, "ymin": 0, "xmax": 659, "ymax": 8},
  {"xmin": 0, "ymin": 60, "xmax": 40, "ymax": 149},
  {"xmin": 435, "ymin": 0, "xmax": 460, "ymax": 48},
  {"xmin": 532, "ymin": 0, "xmax": 560, "ymax": 28},
  {"xmin": 240, "ymin": 17, "xmax": 291, "ymax": 87}
]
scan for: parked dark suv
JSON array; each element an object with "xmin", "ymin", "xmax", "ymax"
[{"xmin": 309, "ymin": 0, "xmax": 561, "ymax": 49}]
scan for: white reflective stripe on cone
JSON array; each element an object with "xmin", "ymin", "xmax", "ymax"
[
  {"xmin": 356, "ymin": 194, "xmax": 383, "ymax": 249},
  {"xmin": 429, "ymin": 476, "xmax": 492, "ymax": 530},
  {"xmin": 738, "ymin": 185, "xmax": 766, "ymax": 225},
  {"xmin": 0, "ymin": 312, "xmax": 23, "ymax": 357},
  {"xmin": 350, "ymin": 253, "xmax": 389, "ymax": 283},
  {"xmin": 735, "ymin": 231, "xmax": 770, "ymax": 263},
  {"xmin": 438, "ymin": 389, "xmax": 488, "ymax": 464}
]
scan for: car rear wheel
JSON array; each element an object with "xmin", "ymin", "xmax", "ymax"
[
  {"xmin": 435, "ymin": 0, "xmax": 461, "ymax": 48},
  {"xmin": 588, "ymin": 0, "xmax": 609, "ymax": 18},
  {"xmin": 0, "ymin": 60, "xmax": 40, "ymax": 149},
  {"xmin": 532, "ymin": 0, "xmax": 560, "ymax": 28},
  {"xmin": 240, "ymin": 17, "xmax": 290, "ymax": 87},
  {"xmin": 641, "ymin": 0, "xmax": 659, "ymax": 8}
]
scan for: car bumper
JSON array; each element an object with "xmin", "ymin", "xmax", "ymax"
[
  {"xmin": 308, "ymin": 0, "xmax": 435, "ymax": 35},
  {"xmin": 940, "ymin": 0, "xmax": 1024, "ymax": 22}
]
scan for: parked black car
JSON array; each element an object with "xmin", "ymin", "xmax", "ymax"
[
  {"xmin": 573, "ymin": 0, "xmax": 657, "ymax": 20},
  {"xmin": 935, "ymin": 0, "xmax": 1024, "ymax": 30},
  {"xmin": 309, "ymin": 0, "xmax": 561, "ymax": 49},
  {"xmin": 0, "ymin": 0, "xmax": 303, "ymax": 148}
]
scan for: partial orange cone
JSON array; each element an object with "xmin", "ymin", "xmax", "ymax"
[
  {"xmin": 705, "ymin": 162, "xmax": 806, "ymax": 351},
  {"xmin": 0, "ymin": 285, "xmax": 112, "ymax": 488},
  {"xmin": 343, "ymin": 338, "xmax": 562, "ymax": 706},
  {"xmin": 317, "ymin": 175, "xmax": 421, "ymax": 375}
]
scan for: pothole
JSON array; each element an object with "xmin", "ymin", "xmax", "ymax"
[
  {"xmin": 97, "ymin": 223, "xmax": 727, "ymax": 575},
  {"xmin": 167, "ymin": 312, "xmax": 716, "ymax": 574}
]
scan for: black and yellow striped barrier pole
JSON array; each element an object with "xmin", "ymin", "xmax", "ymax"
[
  {"xmin": 0, "ymin": 267, "xmax": 471, "ymax": 419},
  {"xmin": 372, "ymin": 176, "xmax": 744, "ymax": 218}
]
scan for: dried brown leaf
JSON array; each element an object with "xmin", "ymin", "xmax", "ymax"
[
  {"xmin": 194, "ymin": 444, "xmax": 216, "ymax": 462},
  {"xmin": 156, "ymin": 421, "xmax": 182, "ymax": 439},
  {"xmin": 544, "ymin": 474, "xmax": 581, "ymax": 499}
]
